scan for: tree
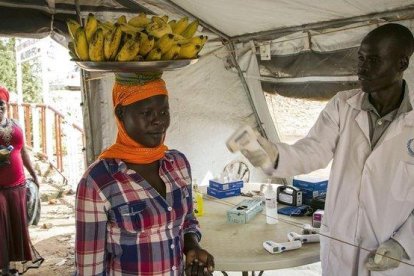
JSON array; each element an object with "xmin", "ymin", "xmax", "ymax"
[
  {"xmin": 0, "ymin": 37, "xmax": 43, "ymax": 103},
  {"xmin": 0, "ymin": 38, "xmax": 17, "ymax": 91}
]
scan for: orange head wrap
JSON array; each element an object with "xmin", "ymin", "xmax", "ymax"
[{"xmin": 99, "ymin": 75, "xmax": 168, "ymax": 164}]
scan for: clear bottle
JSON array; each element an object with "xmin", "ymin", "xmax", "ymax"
[
  {"xmin": 192, "ymin": 179, "xmax": 204, "ymax": 217},
  {"xmin": 264, "ymin": 179, "xmax": 278, "ymax": 224}
]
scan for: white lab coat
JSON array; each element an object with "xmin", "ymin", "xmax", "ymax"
[{"xmin": 273, "ymin": 87, "xmax": 414, "ymax": 276}]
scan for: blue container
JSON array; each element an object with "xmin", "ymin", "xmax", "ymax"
[
  {"xmin": 293, "ymin": 178, "xmax": 328, "ymax": 201},
  {"xmin": 207, "ymin": 186, "xmax": 241, "ymax": 199},
  {"xmin": 209, "ymin": 180, "xmax": 244, "ymax": 191}
]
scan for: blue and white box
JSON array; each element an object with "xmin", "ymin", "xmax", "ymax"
[
  {"xmin": 293, "ymin": 177, "xmax": 328, "ymax": 201},
  {"xmin": 209, "ymin": 179, "xmax": 244, "ymax": 191},
  {"xmin": 207, "ymin": 186, "xmax": 241, "ymax": 199}
]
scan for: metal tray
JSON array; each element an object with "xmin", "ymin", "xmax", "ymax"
[{"xmin": 74, "ymin": 59, "xmax": 199, "ymax": 72}]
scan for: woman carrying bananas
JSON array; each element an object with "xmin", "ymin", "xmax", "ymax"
[
  {"xmin": 75, "ymin": 73, "xmax": 215, "ymax": 276},
  {"xmin": 0, "ymin": 86, "xmax": 42, "ymax": 276}
]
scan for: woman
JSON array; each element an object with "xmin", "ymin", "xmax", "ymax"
[
  {"xmin": 0, "ymin": 86, "xmax": 40, "ymax": 276},
  {"xmin": 75, "ymin": 74, "xmax": 215, "ymax": 276}
]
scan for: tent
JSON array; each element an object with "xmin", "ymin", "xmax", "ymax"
[{"xmin": 1, "ymin": 0, "xmax": 414, "ymax": 183}]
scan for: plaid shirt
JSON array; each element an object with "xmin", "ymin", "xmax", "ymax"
[{"xmin": 75, "ymin": 150, "xmax": 201, "ymax": 276}]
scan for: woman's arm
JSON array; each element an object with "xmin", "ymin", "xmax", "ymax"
[{"xmin": 21, "ymin": 145, "xmax": 39, "ymax": 186}]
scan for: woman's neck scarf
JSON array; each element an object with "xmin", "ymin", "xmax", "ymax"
[{"xmin": 98, "ymin": 74, "xmax": 168, "ymax": 164}]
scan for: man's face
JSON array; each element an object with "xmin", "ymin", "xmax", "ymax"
[
  {"xmin": 357, "ymin": 36, "xmax": 403, "ymax": 94},
  {"xmin": 0, "ymin": 100, "xmax": 6, "ymax": 122},
  {"xmin": 120, "ymin": 95, "xmax": 170, "ymax": 148}
]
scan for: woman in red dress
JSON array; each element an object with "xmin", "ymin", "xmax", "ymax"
[{"xmin": 0, "ymin": 86, "xmax": 40, "ymax": 276}]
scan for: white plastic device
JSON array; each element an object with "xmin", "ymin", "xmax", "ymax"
[
  {"xmin": 262, "ymin": 240, "xmax": 302, "ymax": 254},
  {"xmin": 287, "ymin": 232, "xmax": 320, "ymax": 243},
  {"xmin": 302, "ymin": 223, "xmax": 320, "ymax": 235},
  {"xmin": 226, "ymin": 125, "xmax": 274, "ymax": 175}
]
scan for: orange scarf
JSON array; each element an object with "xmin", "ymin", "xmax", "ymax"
[{"xmin": 98, "ymin": 79, "xmax": 168, "ymax": 164}]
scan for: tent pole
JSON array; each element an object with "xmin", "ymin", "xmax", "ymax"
[{"xmin": 227, "ymin": 42, "xmax": 266, "ymax": 138}]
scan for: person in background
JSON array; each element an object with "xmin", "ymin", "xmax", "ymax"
[
  {"xmin": 0, "ymin": 86, "xmax": 40, "ymax": 276},
  {"xmin": 240, "ymin": 23, "xmax": 414, "ymax": 276},
  {"xmin": 75, "ymin": 74, "xmax": 215, "ymax": 276}
]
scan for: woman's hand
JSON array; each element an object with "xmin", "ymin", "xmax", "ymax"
[
  {"xmin": 185, "ymin": 248, "xmax": 214, "ymax": 276},
  {"xmin": 31, "ymin": 175, "xmax": 40, "ymax": 187}
]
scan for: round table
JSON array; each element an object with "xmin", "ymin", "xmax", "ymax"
[{"xmin": 197, "ymin": 183, "xmax": 320, "ymax": 275}]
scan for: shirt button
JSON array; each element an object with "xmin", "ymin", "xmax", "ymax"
[
  {"xmin": 377, "ymin": 120, "xmax": 383, "ymax": 125},
  {"xmin": 172, "ymin": 266, "xmax": 176, "ymax": 270},
  {"xmin": 167, "ymin": 207, "xmax": 172, "ymax": 211},
  {"xmin": 168, "ymin": 224, "xmax": 173, "ymax": 229},
  {"xmin": 170, "ymin": 244, "xmax": 175, "ymax": 249}
]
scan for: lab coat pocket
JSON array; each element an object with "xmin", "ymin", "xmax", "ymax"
[{"xmin": 391, "ymin": 161, "xmax": 414, "ymax": 202}]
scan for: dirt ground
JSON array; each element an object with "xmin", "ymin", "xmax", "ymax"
[{"xmin": 25, "ymin": 196, "xmax": 76, "ymax": 276}]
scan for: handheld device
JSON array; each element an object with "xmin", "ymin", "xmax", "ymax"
[
  {"xmin": 262, "ymin": 240, "xmax": 302, "ymax": 254},
  {"xmin": 302, "ymin": 223, "xmax": 320, "ymax": 235},
  {"xmin": 287, "ymin": 232, "xmax": 320, "ymax": 243},
  {"xmin": 226, "ymin": 125, "xmax": 274, "ymax": 175}
]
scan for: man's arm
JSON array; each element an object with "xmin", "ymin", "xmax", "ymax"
[
  {"xmin": 75, "ymin": 177, "xmax": 108, "ymax": 276},
  {"xmin": 21, "ymin": 145, "xmax": 39, "ymax": 186}
]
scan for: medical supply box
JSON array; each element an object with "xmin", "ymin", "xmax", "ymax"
[
  {"xmin": 227, "ymin": 199, "xmax": 264, "ymax": 224},
  {"xmin": 312, "ymin": 209, "xmax": 324, "ymax": 228},
  {"xmin": 209, "ymin": 179, "xmax": 244, "ymax": 191},
  {"xmin": 207, "ymin": 186, "xmax": 241, "ymax": 199},
  {"xmin": 293, "ymin": 177, "xmax": 328, "ymax": 204}
]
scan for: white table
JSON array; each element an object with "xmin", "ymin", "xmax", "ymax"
[{"xmin": 197, "ymin": 183, "xmax": 320, "ymax": 275}]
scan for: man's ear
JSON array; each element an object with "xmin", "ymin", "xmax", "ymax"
[
  {"xmin": 400, "ymin": 56, "xmax": 409, "ymax": 71},
  {"xmin": 115, "ymin": 105, "xmax": 123, "ymax": 121}
]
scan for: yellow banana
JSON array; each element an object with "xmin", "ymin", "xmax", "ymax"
[
  {"xmin": 66, "ymin": 19, "xmax": 81, "ymax": 39},
  {"xmin": 68, "ymin": 41, "xmax": 78, "ymax": 59},
  {"xmin": 73, "ymin": 27, "xmax": 89, "ymax": 61},
  {"xmin": 145, "ymin": 48, "xmax": 162, "ymax": 61},
  {"xmin": 168, "ymin": 20, "xmax": 177, "ymax": 30},
  {"xmin": 98, "ymin": 20, "xmax": 114, "ymax": 36},
  {"xmin": 116, "ymin": 36, "xmax": 140, "ymax": 61},
  {"xmin": 156, "ymin": 33, "xmax": 175, "ymax": 54},
  {"xmin": 161, "ymin": 15, "xmax": 169, "ymax": 23},
  {"xmin": 172, "ymin": 17, "xmax": 188, "ymax": 35},
  {"xmin": 139, "ymin": 34, "xmax": 155, "ymax": 56},
  {"xmin": 162, "ymin": 43, "xmax": 181, "ymax": 60},
  {"xmin": 117, "ymin": 15, "xmax": 127, "ymax": 24},
  {"xmin": 89, "ymin": 28, "xmax": 105, "ymax": 61},
  {"xmin": 179, "ymin": 43, "xmax": 200, "ymax": 59},
  {"xmin": 104, "ymin": 25, "xmax": 123, "ymax": 60},
  {"xmin": 119, "ymin": 23, "xmax": 144, "ymax": 35},
  {"xmin": 85, "ymin": 13, "xmax": 98, "ymax": 42},
  {"xmin": 181, "ymin": 19, "xmax": 199, "ymax": 38},
  {"xmin": 146, "ymin": 16, "xmax": 172, "ymax": 38},
  {"xmin": 128, "ymin": 13, "xmax": 150, "ymax": 28}
]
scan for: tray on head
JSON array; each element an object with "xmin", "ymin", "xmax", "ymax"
[{"xmin": 74, "ymin": 59, "xmax": 199, "ymax": 72}]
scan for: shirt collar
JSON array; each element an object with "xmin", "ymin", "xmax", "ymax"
[
  {"xmin": 359, "ymin": 80, "xmax": 412, "ymax": 116},
  {"xmin": 105, "ymin": 151, "xmax": 174, "ymax": 175}
]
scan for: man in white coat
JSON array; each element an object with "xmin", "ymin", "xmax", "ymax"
[{"xmin": 242, "ymin": 23, "xmax": 414, "ymax": 276}]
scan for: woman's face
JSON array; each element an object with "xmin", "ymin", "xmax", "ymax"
[
  {"xmin": 0, "ymin": 100, "xmax": 7, "ymax": 122},
  {"xmin": 118, "ymin": 95, "xmax": 170, "ymax": 148}
]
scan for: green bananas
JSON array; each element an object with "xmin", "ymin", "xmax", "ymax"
[{"xmin": 67, "ymin": 13, "xmax": 207, "ymax": 62}]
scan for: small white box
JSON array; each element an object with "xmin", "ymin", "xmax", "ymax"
[{"xmin": 312, "ymin": 209, "xmax": 324, "ymax": 228}]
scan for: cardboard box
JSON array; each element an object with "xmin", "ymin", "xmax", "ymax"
[
  {"xmin": 293, "ymin": 177, "xmax": 327, "ymax": 201},
  {"xmin": 209, "ymin": 179, "xmax": 244, "ymax": 191},
  {"xmin": 227, "ymin": 199, "xmax": 264, "ymax": 224},
  {"xmin": 207, "ymin": 186, "xmax": 241, "ymax": 199}
]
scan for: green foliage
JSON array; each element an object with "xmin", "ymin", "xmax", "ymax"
[
  {"xmin": 0, "ymin": 38, "xmax": 43, "ymax": 103},
  {"xmin": 0, "ymin": 38, "xmax": 17, "ymax": 91}
]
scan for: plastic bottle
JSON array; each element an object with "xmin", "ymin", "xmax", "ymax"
[
  {"xmin": 192, "ymin": 179, "xmax": 204, "ymax": 217},
  {"xmin": 264, "ymin": 179, "xmax": 278, "ymax": 224}
]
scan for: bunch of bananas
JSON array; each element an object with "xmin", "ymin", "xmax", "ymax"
[{"xmin": 67, "ymin": 13, "xmax": 208, "ymax": 62}]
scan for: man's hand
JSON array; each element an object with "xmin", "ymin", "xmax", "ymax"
[
  {"xmin": 31, "ymin": 175, "xmax": 40, "ymax": 188},
  {"xmin": 366, "ymin": 239, "xmax": 407, "ymax": 271},
  {"xmin": 185, "ymin": 248, "xmax": 214, "ymax": 276},
  {"xmin": 241, "ymin": 136, "xmax": 279, "ymax": 169}
]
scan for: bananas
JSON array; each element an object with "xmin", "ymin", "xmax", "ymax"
[
  {"xmin": 67, "ymin": 13, "xmax": 207, "ymax": 62},
  {"xmin": 85, "ymin": 13, "xmax": 98, "ymax": 42}
]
